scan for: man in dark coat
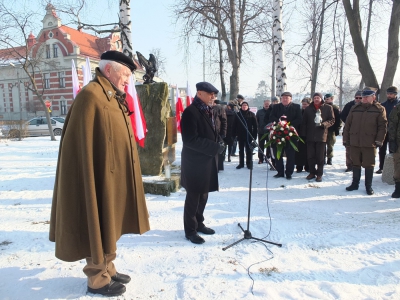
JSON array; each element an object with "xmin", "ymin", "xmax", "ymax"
[
  {"xmin": 50, "ymin": 51, "xmax": 150, "ymax": 297},
  {"xmin": 388, "ymin": 102, "xmax": 400, "ymax": 197},
  {"xmin": 256, "ymin": 99, "xmax": 271, "ymax": 164},
  {"xmin": 343, "ymin": 88, "xmax": 387, "ymax": 195},
  {"xmin": 324, "ymin": 93, "xmax": 342, "ymax": 165},
  {"xmin": 340, "ymin": 90, "xmax": 362, "ymax": 172},
  {"xmin": 213, "ymin": 100, "xmax": 227, "ymax": 171},
  {"xmin": 180, "ymin": 82, "xmax": 224, "ymax": 245},
  {"xmin": 232, "ymin": 101, "xmax": 258, "ymax": 169},
  {"xmin": 301, "ymin": 92, "xmax": 335, "ymax": 182},
  {"xmin": 376, "ymin": 86, "xmax": 399, "ymax": 174},
  {"xmin": 269, "ymin": 91, "xmax": 302, "ymax": 179}
]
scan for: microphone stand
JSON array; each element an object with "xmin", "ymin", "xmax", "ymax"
[{"xmin": 222, "ymin": 106, "xmax": 282, "ymax": 251}]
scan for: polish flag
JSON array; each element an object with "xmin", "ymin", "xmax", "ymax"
[
  {"xmin": 71, "ymin": 60, "xmax": 81, "ymax": 98},
  {"xmin": 175, "ymin": 86, "xmax": 184, "ymax": 132},
  {"xmin": 82, "ymin": 57, "xmax": 92, "ymax": 86},
  {"xmin": 125, "ymin": 75, "xmax": 147, "ymax": 147},
  {"xmin": 186, "ymin": 81, "xmax": 193, "ymax": 108}
]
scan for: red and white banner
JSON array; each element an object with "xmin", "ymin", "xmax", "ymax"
[
  {"xmin": 186, "ymin": 81, "xmax": 193, "ymax": 108},
  {"xmin": 82, "ymin": 57, "xmax": 92, "ymax": 86},
  {"xmin": 71, "ymin": 60, "xmax": 81, "ymax": 98},
  {"xmin": 125, "ymin": 75, "xmax": 147, "ymax": 147},
  {"xmin": 175, "ymin": 86, "xmax": 184, "ymax": 133}
]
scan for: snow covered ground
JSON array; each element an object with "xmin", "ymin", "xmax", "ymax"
[{"xmin": 0, "ymin": 135, "xmax": 399, "ymax": 300}]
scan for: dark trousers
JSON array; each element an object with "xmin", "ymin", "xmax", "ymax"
[
  {"xmin": 218, "ymin": 149, "xmax": 225, "ymax": 170},
  {"xmin": 273, "ymin": 143, "xmax": 296, "ymax": 176},
  {"xmin": 184, "ymin": 191, "xmax": 208, "ymax": 236},
  {"xmin": 231, "ymin": 137, "xmax": 238, "ymax": 155},
  {"xmin": 378, "ymin": 134, "xmax": 389, "ymax": 169},
  {"xmin": 238, "ymin": 139, "xmax": 253, "ymax": 167},
  {"xmin": 258, "ymin": 134, "xmax": 267, "ymax": 161},
  {"xmin": 295, "ymin": 139, "xmax": 308, "ymax": 171},
  {"xmin": 307, "ymin": 141, "xmax": 326, "ymax": 176}
]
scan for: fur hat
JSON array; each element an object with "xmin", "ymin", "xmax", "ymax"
[
  {"xmin": 312, "ymin": 92, "xmax": 323, "ymax": 100},
  {"xmin": 387, "ymin": 86, "xmax": 398, "ymax": 94}
]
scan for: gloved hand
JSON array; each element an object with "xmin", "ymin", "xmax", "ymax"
[
  {"xmin": 389, "ymin": 140, "xmax": 398, "ymax": 153},
  {"xmin": 375, "ymin": 141, "xmax": 383, "ymax": 148},
  {"xmin": 218, "ymin": 141, "xmax": 226, "ymax": 154}
]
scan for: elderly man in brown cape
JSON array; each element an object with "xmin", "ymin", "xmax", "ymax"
[{"xmin": 49, "ymin": 51, "xmax": 150, "ymax": 297}]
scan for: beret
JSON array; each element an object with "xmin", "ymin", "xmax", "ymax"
[
  {"xmin": 196, "ymin": 82, "xmax": 219, "ymax": 94},
  {"xmin": 324, "ymin": 93, "xmax": 333, "ymax": 99},
  {"xmin": 100, "ymin": 50, "xmax": 136, "ymax": 72},
  {"xmin": 281, "ymin": 91, "xmax": 292, "ymax": 97},
  {"xmin": 236, "ymin": 94, "xmax": 244, "ymax": 100},
  {"xmin": 387, "ymin": 86, "xmax": 398, "ymax": 94}
]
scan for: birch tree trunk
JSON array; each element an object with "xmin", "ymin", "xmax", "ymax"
[
  {"xmin": 271, "ymin": 43, "xmax": 276, "ymax": 98},
  {"xmin": 339, "ymin": 23, "xmax": 346, "ymax": 110},
  {"xmin": 229, "ymin": 0, "xmax": 240, "ymax": 99},
  {"xmin": 272, "ymin": 0, "xmax": 286, "ymax": 96},
  {"xmin": 310, "ymin": 0, "xmax": 326, "ymax": 95},
  {"xmin": 119, "ymin": 0, "xmax": 134, "ymax": 60}
]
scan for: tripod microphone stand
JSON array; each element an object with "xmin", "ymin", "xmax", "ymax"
[{"xmin": 222, "ymin": 131, "xmax": 282, "ymax": 251}]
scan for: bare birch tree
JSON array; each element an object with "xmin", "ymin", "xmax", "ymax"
[{"xmin": 272, "ymin": 0, "xmax": 286, "ymax": 96}]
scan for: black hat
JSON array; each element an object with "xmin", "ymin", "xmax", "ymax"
[
  {"xmin": 196, "ymin": 82, "xmax": 219, "ymax": 94},
  {"xmin": 355, "ymin": 90, "xmax": 362, "ymax": 97},
  {"xmin": 387, "ymin": 86, "xmax": 398, "ymax": 94},
  {"xmin": 324, "ymin": 93, "xmax": 333, "ymax": 99},
  {"xmin": 236, "ymin": 94, "xmax": 244, "ymax": 100},
  {"xmin": 313, "ymin": 92, "xmax": 323, "ymax": 100},
  {"xmin": 281, "ymin": 91, "xmax": 292, "ymax": 97},
  {"xmin": 362, "ymin": 87, "xmax": 377, "ymax": 97},
  {"xmin": 241, "ymin": 101, "xmax": 249, "ymax": 106},
  {"xmin": 100, "ymin": 50, "xmax": 136, "ymax": 72}
]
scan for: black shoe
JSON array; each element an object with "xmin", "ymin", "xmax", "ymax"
[
  {"xmin": 375, "ymin": 169, "xmax": 383, "ymax": 174},
  {"xmin": 346, "ymin": 183, "xmax": 359, "ymax": 191},
  {"xmin": 228, "ymin": 158, "xmax": 231, "ymax": 162},
  {"xmin": 186, "ymin": 233, "xmax": 205, "ymax": 244},
  {"xmin": 366, "ymin": 187, "xmax": 374, "ymax": 195},
  {"xmin": 111, "ymin": 272, "xmax": 131, "ymax": 284},
  {"xmin": 286, "ymin": 175, "xmax": 292, "ymax": 180},
  {"xmin": 273, "ymin": 173, "xmax": 284, "ymax": 178},
  {"xmin": 236, "ymin": 165, "xmax": 244, "ymax": 169},
  {"xmin": 327, "ymin": 158, "xmax": 332, "ymax": 165},
  {"xmin": 87, "ymin": 280, "xmax": 126, "ymax": 297},
  {"xmin": 345, "ymin": 167, "xmax": 352, "ymax": 172},
  {"xmin": 197, "ymin": 226, "xmax": 215, "ymax": 235}
]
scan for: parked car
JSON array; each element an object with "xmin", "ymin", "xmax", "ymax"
[{"xmin": 1, "ymin": 117, "xmax": 65, "ymax": 138}]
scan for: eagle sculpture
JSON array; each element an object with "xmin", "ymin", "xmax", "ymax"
[{"xmin": 136, "ymin": 51, "xmax": 158, "ymax": 84}]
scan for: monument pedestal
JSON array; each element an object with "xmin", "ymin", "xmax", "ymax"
[{"xmin": 382, "ymin": 153, "xmax": 395, "ymax": 185}]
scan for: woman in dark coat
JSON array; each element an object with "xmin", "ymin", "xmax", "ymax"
[
  {"xmin": 232, "ymin": 101, "xmax": 258, "ymax": 169},
  {"xmin": 295, "ymin": 97, "xmax": 311, "ymax": 172}
]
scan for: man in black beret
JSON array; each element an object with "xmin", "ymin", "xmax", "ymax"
[
  {"xmin": 376, "ymin": 86, "xmax": 399, "ymax": 174},
  {"xmin": 180, "ymin": 81, "xmax": 224, "ymax": 244},
  {"xmin": 50, "ymin": 51, "xmax": 149, "ymax": 297}
]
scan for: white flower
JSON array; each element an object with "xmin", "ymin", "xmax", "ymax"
[
  {"xmin": 278, "ymin": 142, "xmax": 281, "ymax": 144},
  {"xmin": 289, "ymin": 132, "xmax": 293, "ymax": 136},
  {"xmin": 273, "ymin": 126, "xmax": 277, "ymax": 130},
  {"xmin": 273, "ymin": 136, "xmax": 276, "ymax": 139},
  {"xmin": 280, "ymin": 127, "xmax": 284, "ymax": 131},
  {"xmin": 281, "ymin": 138, "xmax": 285, "ymax": 141}
]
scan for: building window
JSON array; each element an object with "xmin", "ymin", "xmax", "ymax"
[
  {"xmin": 53, "ymin": 44, "xmax": 58, "ymax": 58},
  {"xmin": 44, "ymin": 73, "xmax": 50, "ymax": 89},
  {"xmin": 60, "ymin": 100, "xmax": 67, "ymax": 115},
  {"xmin": 46, "ymin": 45, "xmax": 51, "ymax": 59},
  {"xmin": 58, "ymin": 71, "xmax": 65, "ymax": 88}
]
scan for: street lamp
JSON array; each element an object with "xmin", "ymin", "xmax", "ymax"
[{"xmin": 197, "ymin": 40, "xmax": 205, "ymax": 81}]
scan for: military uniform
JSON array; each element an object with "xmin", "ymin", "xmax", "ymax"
[{"xmin": 388, "ymin": 104, "xmax": 400, "ymax": 197}]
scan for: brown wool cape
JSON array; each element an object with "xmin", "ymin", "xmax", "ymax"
[{"xmin": 49, "ymin": 68, "xmax": 150, "ymax": 265}]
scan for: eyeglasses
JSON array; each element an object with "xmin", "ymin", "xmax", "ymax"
[{"xmin": 355, "ymin": 97, "xmax": 362, "ymax": 99}]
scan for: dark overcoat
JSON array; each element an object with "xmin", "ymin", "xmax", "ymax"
[
  {"xmin": 301, "ymin": 102, "xmax": 335, "ymax": 142},
  {"xmin": 225, "ymin": 108, "xmax": 235, "ymax": 144},
  {"xmin": 180, "ymin": 98, "xmax": 220, "ymax": 194},
  {"xmin": 269, "ymin": 102, "xmax": 302, "ymax": 131},
  {"xmin": 232, "ymin": 109, "xmax": 258, "ymax": 142},
  {"xmin": 49, "ymin": 68, "xmax": 150, "ymax": 265}
]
